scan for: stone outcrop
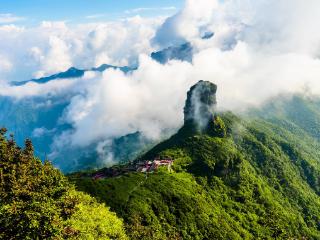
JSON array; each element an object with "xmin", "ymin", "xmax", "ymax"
[{"xmin": 184, "ymin": 80, "xmax": 217, "ymax": 128}]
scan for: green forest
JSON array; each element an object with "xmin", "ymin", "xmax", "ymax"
[
  {"xmin": 0, "ymin": 129, "xmax": 127, "ymax": 240},
  {"xmin": 1, "ymin": 93, "xmax": 320, "ymax": 239}
]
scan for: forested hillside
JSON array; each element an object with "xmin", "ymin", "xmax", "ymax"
[
  {"xmin": 72, "ymin": 83, "xmax": 320, "ymax": 239},
  {"xmin": 0, "ymin": 128, "xmax": 127, "ymax": 240},
  {"xmin": 2, "ymin": 81, "xmax": 320, "ymax": 239},
  {"xmin": 3, "ymin": 0, "xmax": 320, "ymax": 239}
]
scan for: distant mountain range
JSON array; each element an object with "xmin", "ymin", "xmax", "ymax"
[
  {"xmin": 13, "ymin": 64, "xmax": 136, "ymax": 86},
  {"xmin": 151, "ymin": 42, "xmax": 193, "ymax": 64},
  {"xmin": 0, "ymin": 41, "xmax": 199, "ymax": 172},
  {"xmin": 150, "ymin": 31, "xmax": 213, "ymax": 64},
  {"xmin": 12, "ymin": 41, "xmax": 197, "ymax": 87}
]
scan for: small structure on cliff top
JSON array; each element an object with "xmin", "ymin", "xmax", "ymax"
[
  {"xmin": 92, "ymin": 80, "xmax": 222, "ymax": 181},
  {"xmin": 136, "ymin": 158, "xmax": 174, "ymax": 173},
  {"xmin": 92, "ymin": 157, "xmax": 174, "ymax": 180}
]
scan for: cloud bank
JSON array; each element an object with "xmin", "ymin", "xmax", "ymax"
[
  {"xmin": 61, "ymin": 0, "xmax": 320, "ymax": 146},
  {"xmin": 0, "ymin": 13, "xmax": 24, "ymax": 24},
  {"xmin": 2, "ymin": 0, "xmax": 320, "ymax": 167},
  {"xmin": 0, "ymin": 16, "xmax": 162, "ymax": 82}
]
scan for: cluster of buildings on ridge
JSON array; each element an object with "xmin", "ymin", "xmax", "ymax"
[{"xmin": 92, "ymin": 157, "xmax": 174, "ymax": 180}]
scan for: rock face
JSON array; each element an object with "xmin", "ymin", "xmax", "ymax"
[
  {"xmin": 151, "ymin": 42, "xmax": 193, "ymax": 64},
  {"xmin": 184, "ymin": 80, "xmax": 217, "ymax": 129}
]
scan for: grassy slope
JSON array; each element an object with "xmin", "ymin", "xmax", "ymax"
[{"xmin": 72, "ymin": 95, "xmax": 320, "ymax": 240}]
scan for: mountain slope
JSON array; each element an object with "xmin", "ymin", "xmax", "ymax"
[
  {"xmin": 0, "ymin": 129, "xmax": 127, "ymax": 239},
  {"xmin": 72, "ymin": 82, "xmax": 320, "ymax": 239},
  {"xmin": 151, "ymin": 43, "xmax": 193, "ymax": 64},
  {"xmin": 13, "ymin": 64, "xmax": 135, "ymax": 86}
]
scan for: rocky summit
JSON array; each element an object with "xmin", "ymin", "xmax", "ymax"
[
  {"xmin": 71, "ymin": 88, "xmax": 320, "ymax": 240},
  {"xmin": 184, "ymin": 80, "xmax": 218, "ymax": 129}
]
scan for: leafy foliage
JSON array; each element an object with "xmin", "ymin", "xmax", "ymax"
[
  {"xmin": 0, "ymin": 129, "xmax": 127, "ymax": 240},
  {"xmin": 73, "ymin": 95, "xmax": 320, "ymax": 240}
]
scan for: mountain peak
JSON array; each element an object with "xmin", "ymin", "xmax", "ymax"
[
  {"xmin": 184, "ymin": 80, "xmax": 217, "ymax": 129},
  {"xmin": 151, "ymin": 42, "xmax": 193, "ymax": 64}
]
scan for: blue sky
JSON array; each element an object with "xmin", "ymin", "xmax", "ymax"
[{"xmin": 0, "ymin": 0, "xmax": 184, "ymax": 25}]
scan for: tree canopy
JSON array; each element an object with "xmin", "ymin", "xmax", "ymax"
[{"xmin": 0, "ymin": 128, "xmax": 127, "ymax": 240}]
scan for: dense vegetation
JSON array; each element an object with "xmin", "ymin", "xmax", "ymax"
[
  {"xmin": 73, "ymin": 95, "xmax": 320, "ymax": 239},
  {"xmin": 0, "ymin": 129, "xmax": 127, "ymax": 240},
  {"xmin": 2, "ymin": 90, "xmax": 320, "ymax": 239}
]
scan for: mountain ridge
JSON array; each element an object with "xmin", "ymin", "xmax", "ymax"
[
  {"xmin": 71, "ymin": 81, "xmax": 320, "ymax": 239},
  {"xmin": 0, "ymin": 42, "xmax": 198, "ymax": 172},
  {"xmin": 12, "ymin": 64, "xmax": 136, "ymax": 86},
  {"xmin": 12, "ymin": 41, "xmax": 195, "ymax": 87}
]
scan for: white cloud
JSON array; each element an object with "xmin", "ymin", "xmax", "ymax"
[
  {"xmin": 0, "ymin": 71, "xmax": 96, "ymax": 99},
  {"xmin": 32, "ymin": 127, "xmax": 56, "ymax": 138},
  {"xmin": 125, "ymin": 6, "xmax": 176, "ymax": 15},
  {"xmin": 54, "ymin": 0, "xmax": 320, "ymax": 149},
  {"xmin": 61, "ymin": 56, "xmax": 193, "ymax": 147},
  {"xmin": 0, "ymin": 17, "xmax": 162, "ymax": 82},
  {"xmin": 0, "ymin": 55, "xmax": 12, "ymax": 73},
  {"xmin": 86, "ymin": 14, "xmax": 106, "ymax": 19},
  {"xmin": 153, "ymin": 0, "xmax": 219, "ymax": 48},
  {"xmin": 0, "ymin": 79, "xmax": 76, "ymax": 99},
  {"xmin": 33, "ymin": 36, "xmax": 72, "ymax": 78},
  {"xmin": 3, "ymin": 0, "xmax": 320, "ymax": 165},
  {"xmin": 0, "ymin": 13, "xmax": 24, "ymax": 24}
]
